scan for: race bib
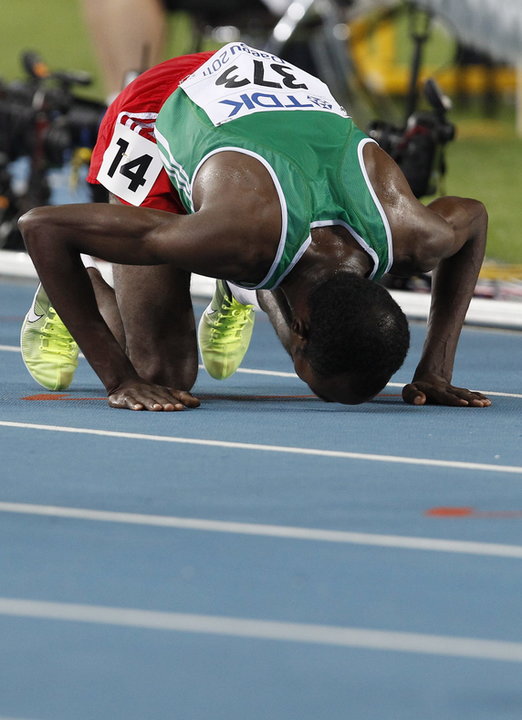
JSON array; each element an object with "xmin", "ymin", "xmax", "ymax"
[
  {"xmin": 97, "ymin": 123, "xmax": 164, "ymax": 205},
  {"xmin": 180, "ymin": 42, "xmax": 348, "ymax": 126}
]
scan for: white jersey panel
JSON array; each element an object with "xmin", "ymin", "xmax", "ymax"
[{"xmin": 180, "ymin": 42, "xmax": 348, "ymax": 127}]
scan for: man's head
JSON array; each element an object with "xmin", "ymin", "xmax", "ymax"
[{"xmin": 291, "ymin": 272, "xmax": 410, "ymax": 404}]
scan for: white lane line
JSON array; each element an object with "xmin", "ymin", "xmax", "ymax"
[
  {"xmin": 0, "ymin": 420, "xmax": 521, "ymax": 475},
  {"xmin": 2, "ymin": 597, "xmax": 522, "ymax": 662},
  {"xmin": 2, "ymin": 501, "xmax": 522, "ymax": 558},
  {"xmin": 1, "ymin": 342, "xmax": 521, "ymax": 397},
  {"xmin": 235, "ymin": 366, "xmax": 296, "ymax": 378}
]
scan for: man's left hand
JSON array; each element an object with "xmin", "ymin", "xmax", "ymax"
[{"xmin": 402, "ymin": 373, "xmax": 491, "ymax": 407}]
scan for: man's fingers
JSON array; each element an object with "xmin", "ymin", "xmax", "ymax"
[
  {"xmin": 445, "ymin": 387, "xmax": 491, "ymax": 407},
  {"xmin": 108, "ymin": 394, "xmax": 141, "ymax": 410},
  {"xmin": 463, "ymin": 392, "xmax": 491, "ymax": 407},
  {"xmin": 109, "ymin": 394, "xmax": 153, "ymax": 411},
  {"xmin": 108, "ymin": 386, "xmax": 200, "ymax": 411},
  {"xmin": 402, "ymin": 383, "xmax": 426, "ymax": 405},
  {"xmin": 174, "ymin": 391, "xmax": 201, "ymax": 408}
]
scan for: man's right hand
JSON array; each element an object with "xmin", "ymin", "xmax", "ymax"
[{"xmin": 108, "ymin": 381, "xmax": 201, "ymax": 411}]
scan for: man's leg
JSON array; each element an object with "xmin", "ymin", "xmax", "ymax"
[
  {"xmin": 104, "ymin": 192, "xmax": 198, "ymax": 389},
  {"xmin": 85, "ymin": 258, "xmax": 198, "ymax": 389},
  {"xmin": 87, "ymin": 265, "xmax": 125, "ymax": 348},
  {"xmin": 113, "ymin": 263, "xmax": 198, "ymax": 390}
]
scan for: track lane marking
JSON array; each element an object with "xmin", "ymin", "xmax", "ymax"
[
  {"xmin": 0, "ymin": 420, "xmax": 521, "ymax": 475},
  {"xmin": 2, "ymin": 501, "xmax": 522, "ymax": 558},
  {"xmin": 2, "ymin": 596, "xmax": 522, "ymax": 662}
]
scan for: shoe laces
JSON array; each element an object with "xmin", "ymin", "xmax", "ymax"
[
  {"xmin": 210, "ymin": 297, "xmax": 253, "ymax": 343},
  {"xmin": 39, "ymin": 308, "xmax": 78, "ymax": 357}
]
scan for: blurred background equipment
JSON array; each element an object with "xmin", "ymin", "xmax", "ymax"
[
  {"xmin": 412, "ymin": 0, "xmax": 522, "ymax": 68},
  {"xmin": 0, "ymin": 51, "xmax": 106, "ymax": 249}
]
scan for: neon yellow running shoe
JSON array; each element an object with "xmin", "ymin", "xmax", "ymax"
[
  {"xmin": 20, "ymin": 283, "xmax": 79, "ymax": 390},
  {"xmin": 198, "ymin": 280, "xmax": 255, "ymax": 380}
]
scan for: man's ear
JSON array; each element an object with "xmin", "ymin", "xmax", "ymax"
[{"xmin": 290, "ymin": 317, "xmax": 309, "ymax": 343}]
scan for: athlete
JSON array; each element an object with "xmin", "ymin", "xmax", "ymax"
[{"xmin": 19, "ymin": 43, "xmax": 491, "ymax": 411}]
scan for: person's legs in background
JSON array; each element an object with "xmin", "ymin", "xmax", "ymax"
[{"xmin": 81, "ymin": 0, "xmax": 168, "ymax": 102}]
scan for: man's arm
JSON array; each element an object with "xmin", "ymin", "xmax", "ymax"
[
  {"xmin": 363, "ymin": 141, "xmax": 490, "ymax": 407},
  {"xmin": 18, "ymin": 204, "xmax": 206, "ymax": 410},
  {"xmin": 400, "ymin": 196, "xmax": 491, "ymax": 407}
]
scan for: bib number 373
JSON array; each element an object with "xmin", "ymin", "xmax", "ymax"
[{"xmin": 97, "ymin": 123, "xmax": 164, "ymax": 205}]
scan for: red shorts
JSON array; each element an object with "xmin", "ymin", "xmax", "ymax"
[{"xmin": 87, "ymin": 52, "xmax": 213, "ymax": 213}]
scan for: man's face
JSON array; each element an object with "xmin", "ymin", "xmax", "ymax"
[{"xmin": 293, "ymin": 355, "xmax": 377, "ymax": 405}]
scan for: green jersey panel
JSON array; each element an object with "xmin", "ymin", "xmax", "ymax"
[{"xmin": 155, "ymin": 88, "xmax": 392, "ymax": 290}]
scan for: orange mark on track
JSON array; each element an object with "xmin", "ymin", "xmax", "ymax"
[
  {"xmin": 22, "ymin": 393, "xmax": 317, "ymax": 402},
  {"xmin": 426, "ymin": 507, "xmax": 475, "ymax": 517},
  {"xmin": 426, "ymin": 506, "xmax": 522, "ymax": 518},
  {"xmin": 22, "ymin": 394, "xmax": 104, "ymax": 401}
]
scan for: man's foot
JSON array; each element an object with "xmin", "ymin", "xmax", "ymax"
[
  {"xmin": 198, "ymin": 280, "xmax": 255, "ymax": 379},
  {"xmin": 20, "ymin": 284, "xmax": 79, "ymax": 390}
]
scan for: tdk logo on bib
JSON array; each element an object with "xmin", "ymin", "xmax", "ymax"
[
  {"xmin": 218, "ymin": 91, "xmax": 332, "ymax": 118},
  {"xmin": 180, "ymin": 42, "xmax": 348, "ymax": 126}
]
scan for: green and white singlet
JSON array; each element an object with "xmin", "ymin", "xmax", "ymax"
[{"xmin": 154, "ymin": 43, "xmax": 393, "ymax": 290}]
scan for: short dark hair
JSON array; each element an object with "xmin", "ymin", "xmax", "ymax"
[{"xmin": 305, "ymin": 272, "xmax": 410, "ymax": 397}]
